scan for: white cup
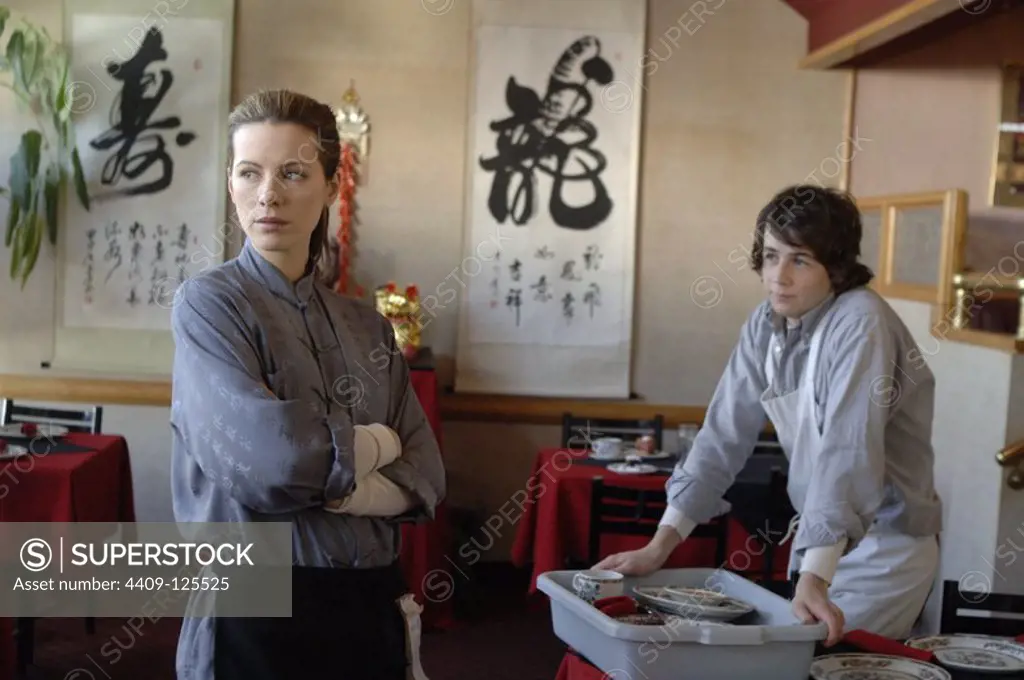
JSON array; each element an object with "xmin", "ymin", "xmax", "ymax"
[
  {"xmin": 677, "ymin": 424, "xmax": 699, "ymax": 456},
  {"xmin": 572, "ymin": 569, "xmax": 624, "ymax": 603},
  {"xmin": 593, "ymin": 437, "xmax": 624, "ymax": 459}
]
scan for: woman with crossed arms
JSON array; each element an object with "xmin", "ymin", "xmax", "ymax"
[{"xmin": 170, "ymin": 89, "xmax": 444, "ymax": 680}]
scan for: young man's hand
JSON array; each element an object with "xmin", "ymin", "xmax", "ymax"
[
  {"xmin": 593, "ymin": 544, "xmax": 665, "ymax": 576},
  {"xmin": 593, "ymin": 526, "xmax": 680, "ymax": 575},
  {"xmin": 792, "ymin": 572, "xmax": 845, "ymax": 646}
]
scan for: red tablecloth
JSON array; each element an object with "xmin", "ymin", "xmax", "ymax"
[
  {"xmin": 0, "ymin": 433, "xmax": 135, "ymax": 680},
  {"xmin": 0, "ymin": 433, "xmax": 134, "ymax": 524},
  {"xmin": 511, "ymin": 448, "xmax": 791, "ymax": 592},
  {"xmin": 403, "ymin": 369, "xmax": 455, "ymax": 630}
]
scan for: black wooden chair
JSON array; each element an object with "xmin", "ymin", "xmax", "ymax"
[
  {"xmin": 0, "ymin": 399, "xmax": 103, "ymax": 434},
  {"xmin": 586, "ymin": 477, "xmax": 729, "ymax": 568},
  {"xmin": 733, "ymin": 468, "xmax": 794, "ymax": 595},
  {"xmin": 2, "ymin": 399, "xmax": 103, "ymax": 674},
  {"xmin": 940, "ymin": 579, "xmax": 1024, "ymax": 636},
  {"xmin": 561, "ymin": 413, "xmax": 665, "ymax": 452}
]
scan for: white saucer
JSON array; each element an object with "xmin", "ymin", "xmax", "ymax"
[
  {"xmin": 809, "ymin": 654, "xmax": 950, "ymax": 680},
  {"xmin": 589, "ymin": 452, "xmax": 627, "ymax": 462},
  {"xmin": 0, "ymin": 444, "xmax": 30, "ymax": 460},
  {"xmin": 905, "ymin": 634, "xmax": 1024, "ymax": 674},
  {"xmin": 607, "ymin": 462, "xmax": 659, "ymax": 475},
  {"xmin": 624, "ymin": 448, "xmax": 672, "ymax": 460}
]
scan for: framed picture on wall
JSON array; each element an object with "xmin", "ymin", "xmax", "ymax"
[{"xmin": 991, "ymin": 62, "xmax": 1024, "ymax": 209}]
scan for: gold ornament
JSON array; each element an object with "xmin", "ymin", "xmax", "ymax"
[
  {"xmin": 375, "ymin": 283, "xmax": 422, "ymax": 360},
  {"xmin": 336, "ymin": 80, "xmax": 370, "ymax": 182}
]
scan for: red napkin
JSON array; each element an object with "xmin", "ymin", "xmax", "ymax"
[
  {"xmin": 842, "ymin": 630, "xmax": 934, "ymax": 662},
  {"xmin": 593, "ymin": 595, "xmax": 638, "ymax": 618},
  {"xmin": 553, "ymin": 598, "xmax": 641, "ymax": 680},
  {"xmin": 555, "ymin": 652, "xmax": 610, "ymax": 680}
]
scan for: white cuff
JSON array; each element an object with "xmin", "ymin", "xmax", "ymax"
[
  {"xmin": 324, "ymin": 472, "xmax": 415, "ymax": 517},
  {"xmin": 353, "ymin": 426, "xmax": 382, "ymax": 480},
  {"xmin": 367, "ymin": 423, "xmax": 402, "ymax": 468},
  {"xmin": 799, "ymin": 540, "xmax": 848, "ymax": 585},
  {"xmin": 659, "ymin": 505, "xmax": 698, "ymax": 541}
]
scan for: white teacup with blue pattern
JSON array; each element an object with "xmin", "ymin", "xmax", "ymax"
[{"xmin": 572, "ymin": 569, "xmax": 624, "ymax": 603}]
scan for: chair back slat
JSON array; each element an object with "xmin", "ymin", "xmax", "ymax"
[
  {"xmin": 0, "ymin": 399, "xmax": 103, "ymax": 434},
  {"xmin": 588, "ymin": 477, "xmax": 729, "ymax": 566},
  {"xmin": 562, "ymin": 412, "xmax": 665, "ymax": 450},
  {"xmin": 598, "ymin": 502, "xmax": 666, "ymax": 523},
  {"xmin": 940, "ymin": 579, "xmax": 1024, "ymax": 637}
]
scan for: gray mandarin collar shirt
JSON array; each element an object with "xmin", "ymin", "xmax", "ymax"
[
  {"xmin": 668, "ymin": 287, "xmax": 942, "ymax": 559},
  {"xmin": 169, "ymin": 238, "xmax": 445, "ymax": 680}
]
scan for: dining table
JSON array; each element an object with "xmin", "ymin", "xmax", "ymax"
[
  {"xmin": 405, "ymin": 352, "xmax": 455, "ymax": 630},
  {"xmin": 0, "ymin": 431, "xmax": 136, "ymax": 680},
  {"xmin": 511, "ymin": 447, "xmax": 795, "ymax": 593}
]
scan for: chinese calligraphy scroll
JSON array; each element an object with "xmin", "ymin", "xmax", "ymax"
[
  {"xmin": 60, "ymin": 10, "xmax": 230, "ymax": 333},
  {"xmin": 454, "ymin": 0, "xmax": 644, "ymax": 397}
]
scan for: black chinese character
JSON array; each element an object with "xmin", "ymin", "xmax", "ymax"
[
  {"xmin": 478, "ymin": 36, "xmax": 614, "ymax": 230},
  {"xmin": 89, "ymin": 27, "xmax": 197, "ymax": 198}
]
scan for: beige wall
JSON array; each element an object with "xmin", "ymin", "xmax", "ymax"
[
  {"xmin": 851, "ymin": 4, "xmax": 1024, "ymax": 249},
  {"xmin": 0, "ymin": 1, "xmax": 849, "ymax": 559},
  {"xmin": 851, "ymin": 7, "xmax": 1024, "ymax": 611}
]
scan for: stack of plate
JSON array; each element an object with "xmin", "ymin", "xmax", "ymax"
[
  {"xmin": 631, "ymin": 585, "xmax": 755, "ymax": 623},
  {"xmin": 810, "ymin": 654, "xmax": 951, "ymax": 679},
  {"xmin": 809, "ymin": 635, "xmax": 1024, "ymax": 679},
  {"xmin": 906, "ymin": 634, "xmax": 1024, "ymax": 674}
]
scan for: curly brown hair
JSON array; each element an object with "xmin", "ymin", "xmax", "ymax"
[{"xmin": 750, "ymin": 184, "xmax": 874, "ymax": 295}]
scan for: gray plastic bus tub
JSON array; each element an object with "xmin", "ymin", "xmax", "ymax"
[{"xmin": 537, "ymin": 568, "xmax": 829, "ymax": 680}]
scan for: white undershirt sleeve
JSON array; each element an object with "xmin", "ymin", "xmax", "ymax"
[
  {"xmin": 799, "ymin": 540, "xmax": 848, "ymax": 585},
  {"xmin": 658, "ymin": 505, "xmax": 698, "ymax": 540}
]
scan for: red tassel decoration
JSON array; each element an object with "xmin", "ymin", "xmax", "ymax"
[{"xmin": 335, "ymin": 143, "xmax": 364, "ymax": 297}]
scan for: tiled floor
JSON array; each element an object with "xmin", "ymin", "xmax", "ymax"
[{"xmin": 14, "ymin": 567, "xmax": 567, "ymax": 680}]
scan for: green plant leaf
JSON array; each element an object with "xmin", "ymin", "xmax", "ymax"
[
  {"xmin": 7, "ymin": 28, "xmax": 24, "ymax": 90},
  {"xmin": 22, "ymin": 129, "xmax": 42, "ymax": 178},
  {"xmin": 9, "ymin": 221, "xmax": 24, "ymax": 281},
  {"xmin": 0, "ymin": 6, "xmax": 10, "ymax": 38},
  {"xmin": 71, "ymin": 147, "xmax": 89, "ymax": 210},
  {"xmin": 9, "ymin": 130, "xmax": 43, "ymax": 210},
  {"xmin": 4, "ymin": 194, "xmax": 19, "ymax": 248},
  {"xmin": 20, "ymin": 214, "xmax": 43, "ymax": 288},
  {"xmin": 9, "ymin": 135, "xmax": 31, "ymax": 206},
  {"xmin": 21, "ymin": 30, "xmax": 39, "ymax": 90},
  {"xmin": 54, "ymin": 54, "xmax": 68, "ymax": 117},
  {"xmin": 44, "ymin": 163, "xmax": 59, "ymax": 245}
]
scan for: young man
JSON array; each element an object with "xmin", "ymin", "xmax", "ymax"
[{"xmin": 596, "ymin": 185, "xmax": 942, "ymax": 644}]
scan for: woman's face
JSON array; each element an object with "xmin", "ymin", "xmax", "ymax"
[{"xmin": 228, "ymin": 121, "xmax": 337, "ymax": 275}]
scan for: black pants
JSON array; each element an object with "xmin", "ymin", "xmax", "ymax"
[{"xmin": 213, "ymin": 563, "xmax": 409, "ymax": 680}]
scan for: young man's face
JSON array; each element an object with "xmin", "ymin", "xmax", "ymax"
[{"xmin": 760, "ymin": 230, "xmax": 833, "ymax": 321}]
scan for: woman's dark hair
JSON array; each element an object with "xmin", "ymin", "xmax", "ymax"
[
  {"xmin": 227, "ymin": 89, "xmax": 340, "ymax": 276},
  {"xmin": 750, "ymin": 184, "xmax": 874, "ymax": 294}
]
